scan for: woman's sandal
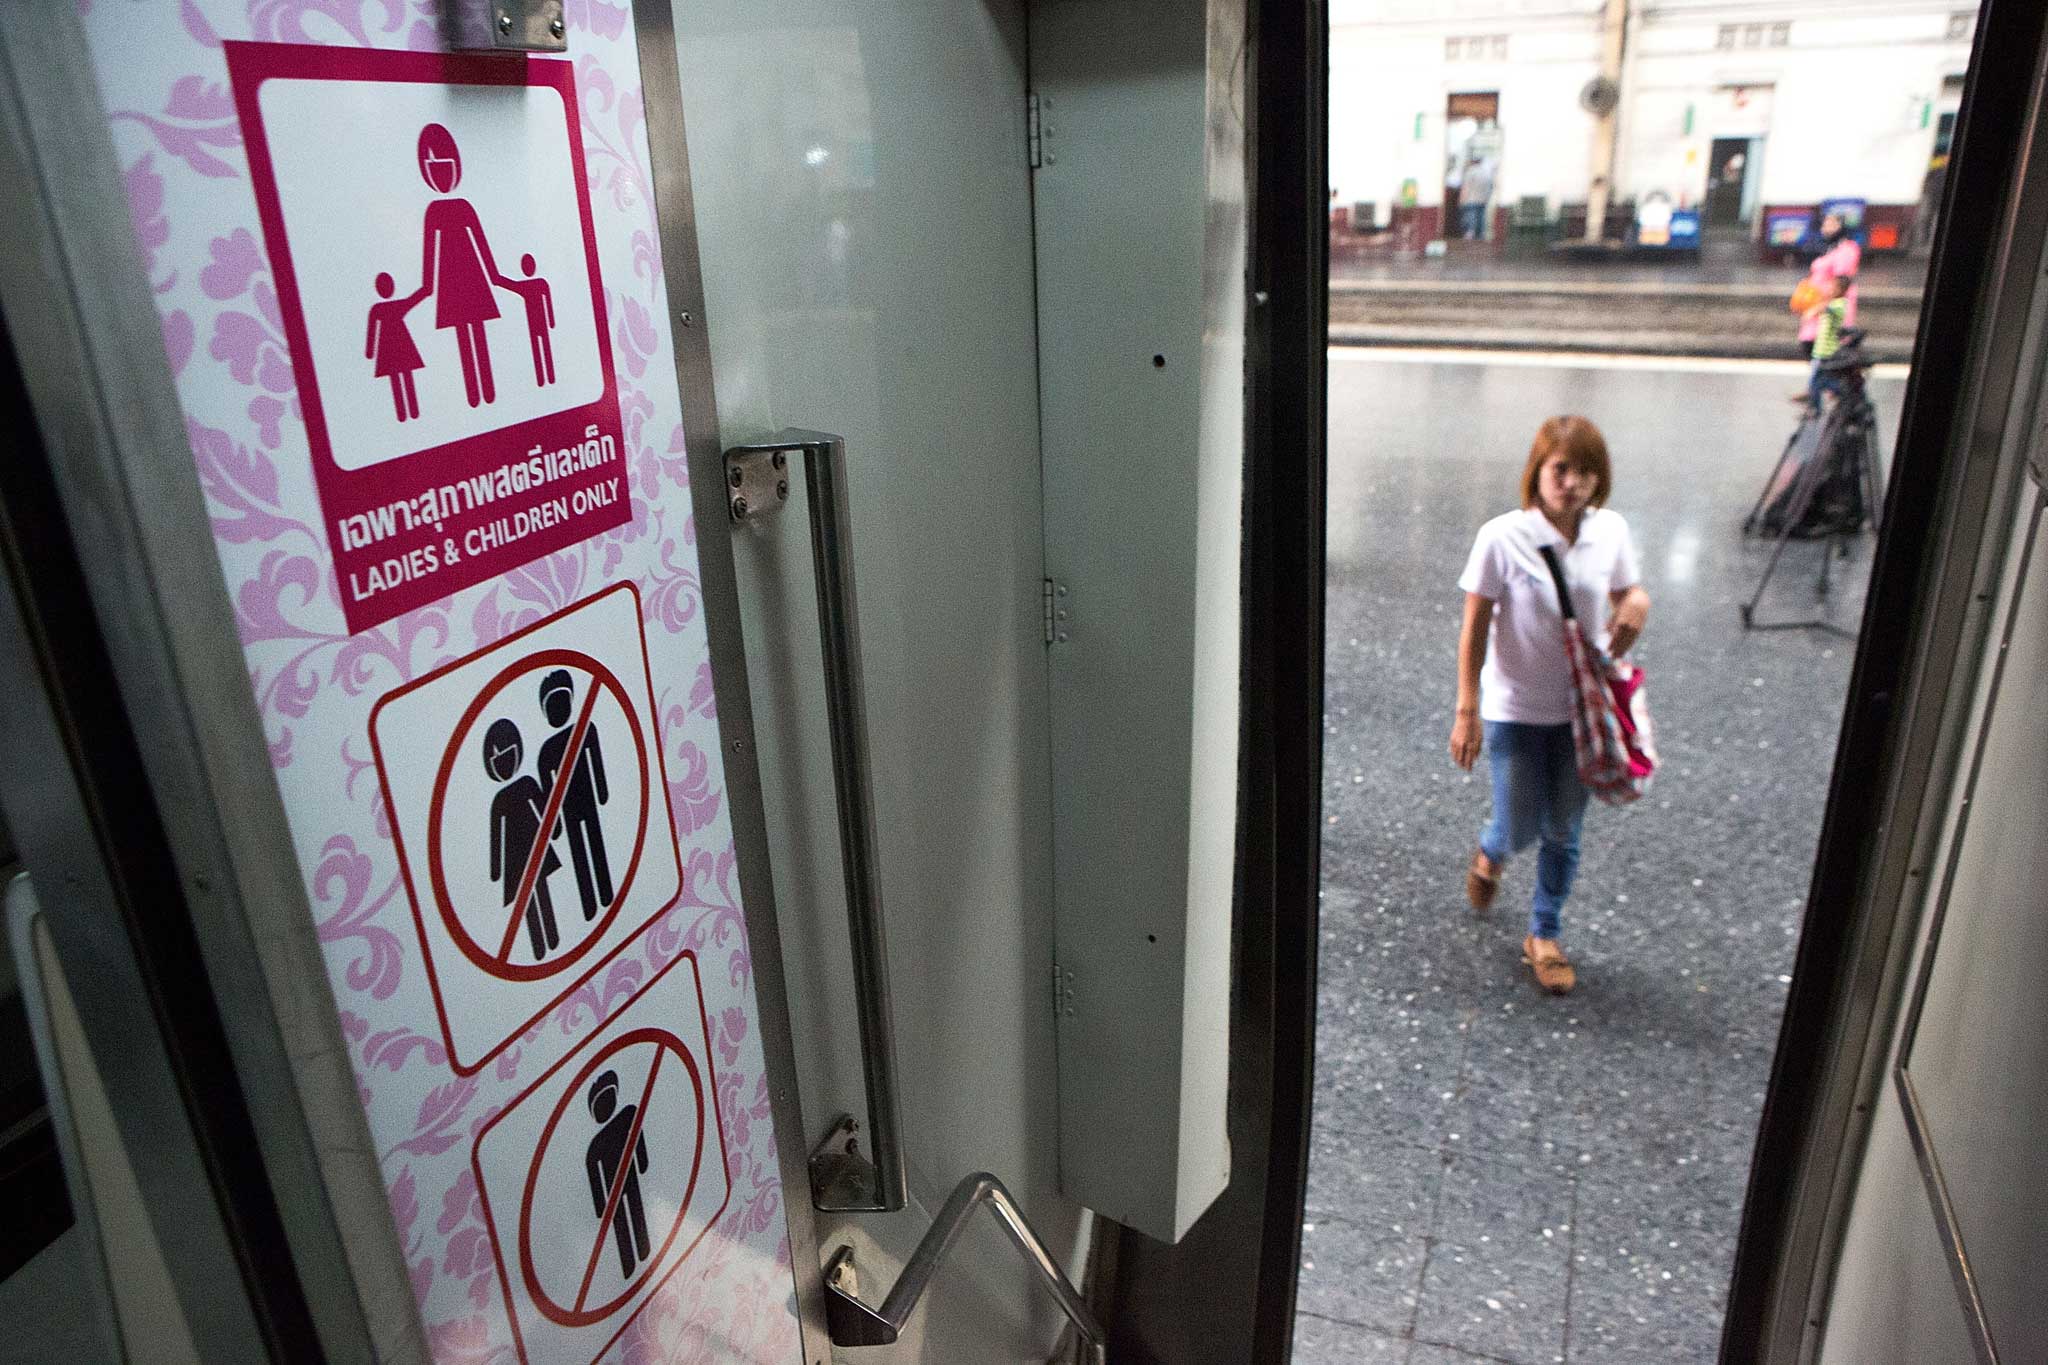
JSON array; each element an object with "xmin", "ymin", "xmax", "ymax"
[
  {"xmin": 1465, "ymin": 850, "xmax": 1500, "ymax": 912},
  {"xmin": 1522, "ymin": 935, "xmax": 1577, "ymax": 995}
]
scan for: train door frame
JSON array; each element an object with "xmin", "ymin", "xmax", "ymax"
[
  {"xmin": 0, "ymin": 333, "xmax": 325, "ymax": 1360},
  {"xmin": 1723, "ymin": 0, "xmax": 2048, "ymax": 1359},
  {"xmin": 1177, "ymin": 0, "xmax": 2048, "ymax": 1359},
  {"xmin": 629, "ymin": 1, "xmax": 834, "ymax": 1353},
  {"xmin": 0, "ymin": 8, "xmax": 440, "ymax": 1354}
]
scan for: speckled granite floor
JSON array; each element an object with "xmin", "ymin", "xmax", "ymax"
[{"xmin": 1297, "ymin": 351, "xmax": 1905, "ymax": 1365}]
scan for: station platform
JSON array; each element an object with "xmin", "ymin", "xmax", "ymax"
[
  {"xmin": 1330, "ymin": 240, "xmax": 1927, "ymax": 362},
  {"xmin": 1301, "ymin": 347, "xmax": 1891, "ymax": 1365}
]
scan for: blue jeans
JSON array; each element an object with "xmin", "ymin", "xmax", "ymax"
[
  {"xmin": 1478, "ymin": 721, "xmax": 1590, "ymax": 940},
  {"xmin": 1460, "ymin": 203, "xmax": 1486, "ymax": 239},
  {"xmin": 1807, "ymin": 360, "xmax": 1842, "ymax": 410}
]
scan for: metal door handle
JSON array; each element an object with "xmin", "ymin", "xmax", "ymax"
[
  {"xmin": 823, "ymin": 1171, "xmax": 1106, "ymax": 1362},
  {"xmin": 725, "ymin": 430, "xmax": 906, "ymax": 1213}
]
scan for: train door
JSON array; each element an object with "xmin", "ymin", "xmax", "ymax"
[{"xmin": 0, "ymin": 0, "xmax": 1292, "ymax": 1362}]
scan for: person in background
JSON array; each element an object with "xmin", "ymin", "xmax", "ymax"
[
  {"xmin": 1444, "ymin": 156, "xmax": 1464, "ymax": 244},
  {"xmin": 1450, "ymin": 416, "xmax": 1650, "ymax": 995},
  {"xmin": 1793, "ymin": 210, "xmax": 1860, "ymax": 399},
  {"xmin": 1804, "ymin": 274, "xmax": 1851, "ymax": 410},
  {"xmin": 1461, "ymin": 157, "xmax": 1494, "ymax": 240},
  {"xmin": 1914, "ymin": 149, "xmax": 1950, "ymax": 253}
]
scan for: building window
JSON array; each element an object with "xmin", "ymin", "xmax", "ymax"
[
  {"xmin": 1743, "ymin": 23, "xmax": 1764, "ymax": 47},
  {"xmin": 1446, "ymin": 34, "xmax": 1507, "ymax": 62},
  {"xmin": 1716, "ymin": 24, "xmax": 1738, "ymax": 50},
  {"xmin": 1768, "ymin": 22, "xmax": 1790, "ymax": 46},
  {"xmin": 1947, "ymin": 11, "xmax": 1973, "ymax": 41}
]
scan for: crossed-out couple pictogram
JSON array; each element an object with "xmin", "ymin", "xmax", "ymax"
[{"xmin": 484, "ymin": 667, "xmax": 614, "ymax": 963}]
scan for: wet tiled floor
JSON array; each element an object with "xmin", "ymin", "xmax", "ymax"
[{"xmin": 1297, "ymin": 351, "xmax": 1906, "ymax": 1364}]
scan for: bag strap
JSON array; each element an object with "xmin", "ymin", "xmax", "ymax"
[{"xmin": 1537, "ymin": 544, "xmax": 1576, "ymax": 621}]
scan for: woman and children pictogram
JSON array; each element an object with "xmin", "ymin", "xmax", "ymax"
[{"xmin": 364, "ymin": 122, "xmax": 559, "ymax": 422}]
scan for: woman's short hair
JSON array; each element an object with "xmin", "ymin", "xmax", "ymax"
[{"xmin": 1520, "ymin": 415, "xmax": 1612, "ymax": 508}]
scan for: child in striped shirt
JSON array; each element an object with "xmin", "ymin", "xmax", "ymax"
[{"xmin": 1805, "ymin": 275, "xmax": 1851, "ymax": 411}]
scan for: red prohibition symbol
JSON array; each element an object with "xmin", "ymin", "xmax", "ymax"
[
  {"xmin": 517, "ymin": 1027, "xmax": 706, "ymax": 1328},
  {"xmin": 425, "ymin": 646, "xmax": 651, "ymax": 982}
]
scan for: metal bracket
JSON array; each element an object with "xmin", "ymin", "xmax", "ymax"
[
  {"xmin": 809, "ymin": 1112, "xmax": 888, "ymax": 1212},
  {"xmin": 446, "ymin": 0, "xmax": 568, "ymax": 52},
  {"xmin": 823, "ymin": 1171, "xmax": 1105, "ymax": 1361},
  {"xmin": 824, "ymin": 1247, "xmax": 896, "ymax": 1346},
  {"xmin": 724, "ymin": 443, "xmax": 792, "ymax": 524},
  {"xmin": 1027, "ymin": 91, "xmax": 1045, "ymax": 170}
]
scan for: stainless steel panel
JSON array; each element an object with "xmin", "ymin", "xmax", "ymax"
[
  {"xmin": 1817, "ymin": 1103, "xmax": 1981, "ymax": 1365},
  {"xmin": 667, "ymin": 1, "xmax": 1079, "ymax": 1358},
  {"xmin": 1894, "ymin": 1071, "xmax": 1997, "ymax": 1364},
  {"xmin": 1896, "ymin": 490, "xmax": 2048, "ymax": 1362}
]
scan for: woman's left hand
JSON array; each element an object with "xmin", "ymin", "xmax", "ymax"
[{"xmin": 1609, "ymin": 586, "xmax": 1650, "ymax": 656}]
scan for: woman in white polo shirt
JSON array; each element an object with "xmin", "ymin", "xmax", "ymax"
[{"xmin": 1450, "ymin": 416, "xmax": 1650, "ymax": 994}]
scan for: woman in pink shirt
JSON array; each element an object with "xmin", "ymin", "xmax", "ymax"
[{"xmin": 1797, "ymin": 211, "xmax": 1861, "ymax": 358}]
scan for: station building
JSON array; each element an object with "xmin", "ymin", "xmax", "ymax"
[{"xmin": 1330, "ymin": 0, "xmax": 1978, "ymax": 251}]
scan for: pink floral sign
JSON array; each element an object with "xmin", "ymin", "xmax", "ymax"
[
  {"xmin": 224, "ymin": 40, "xmax": 631, "ymax": 633},
  {"xmin": 78, "ymin": 3, "xmax": 802, "ymax": 1360}
]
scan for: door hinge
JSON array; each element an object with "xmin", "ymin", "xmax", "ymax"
[
  {"xmin": 1027, "ymin": 91, "xmax": 1044, "ymax": 169},
  {"xmin": 1044, "ymin": 578, "xmax": 1067, "ymax": 645},
  {"xmin": 1052, "ymin": 957, "xmax": 1072, "ymax": 1021}
]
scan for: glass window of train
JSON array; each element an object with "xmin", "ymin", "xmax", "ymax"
[{"xmin": 0, "ymin": 819, "xmax": 73, "ymax": 1287}]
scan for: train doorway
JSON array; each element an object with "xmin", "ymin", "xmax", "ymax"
[{"xmin": 1309, "ymin": 2, "xmax": 2039, "ymax": 1363}]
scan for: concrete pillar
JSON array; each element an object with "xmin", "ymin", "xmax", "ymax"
[{"xmin": 1584, "ymin": 0, "xmax": 1629, "ymax": 242}]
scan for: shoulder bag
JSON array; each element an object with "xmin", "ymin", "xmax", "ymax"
[{"xmin": 1538, "ymin": 545, "xmax": 1657, "ymax": 805}]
